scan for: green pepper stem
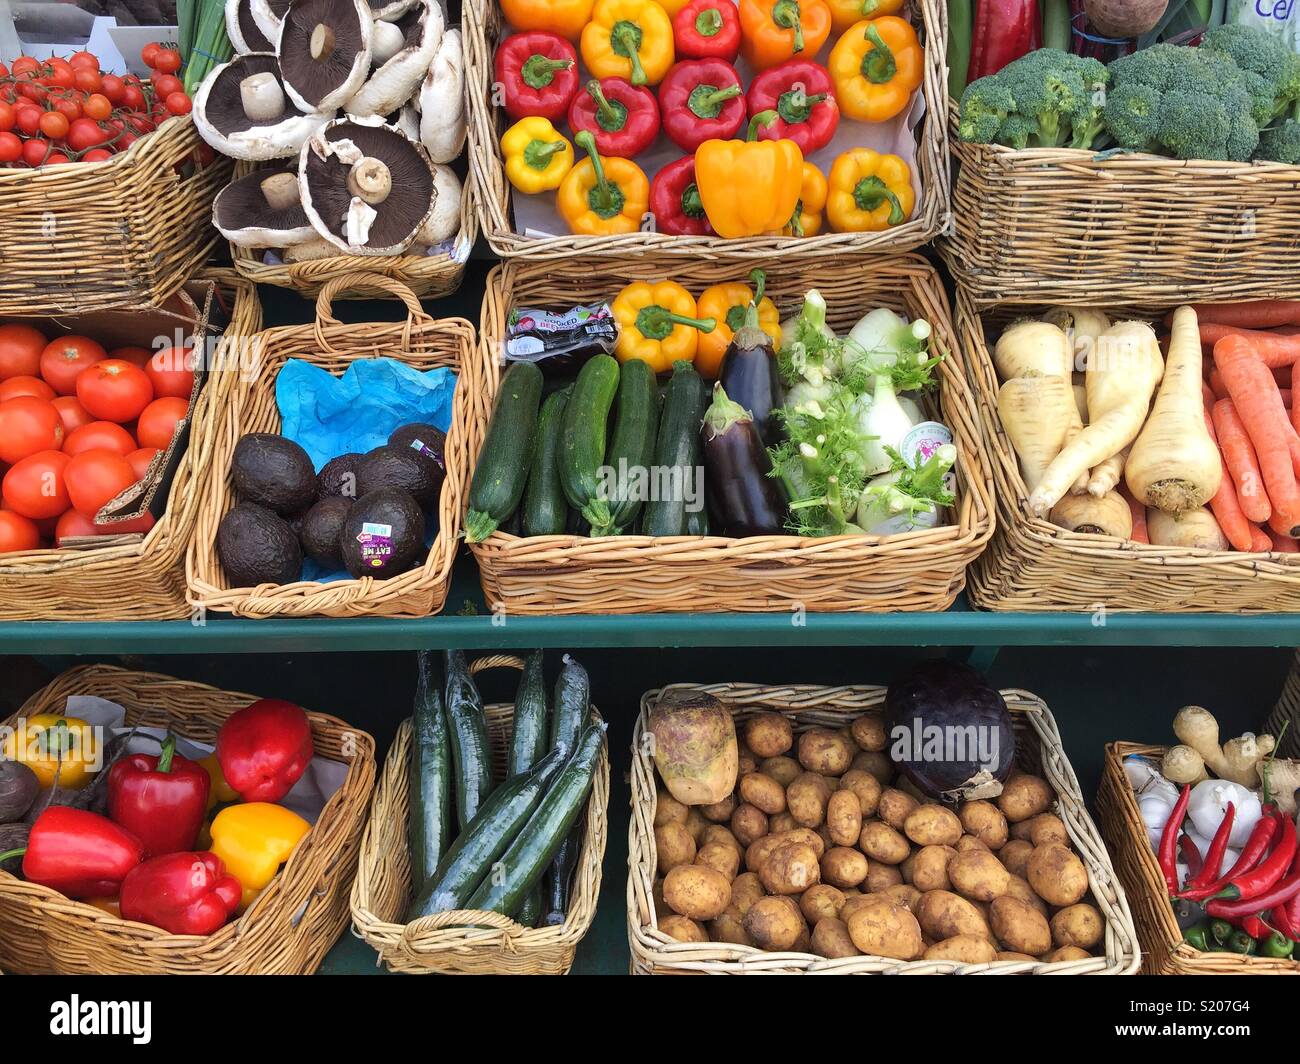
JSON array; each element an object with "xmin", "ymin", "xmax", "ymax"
[
  {"xmin": 788, "ymin": 202, "xmax": 805, "ymax": 236},
  {"xmin": 575, "ymin": 129, "xmax": 613, "ymax": 209},
  {"xmin": 773, "ymin": 0, "xmax": 805, "ymax": 52},
  {"xmin": 521, "ymin": 53, "xmax": 572, "ymax": 90},
  {"xmin": 862, "ymin": 23, "xmax": 897, "ymax": 84},
  {"xmin": 681, "ymin": 181, "xmax": 704, "ymax": 217},
  {"xmin": 635, "ymin": 304, "xmax": 717, "ymax": 340},
  {"xmin": 695, "ymin": 6, "xmax": 723, "ymax": 36},
  {"xmin": 860, "ymin": 0, "xmax": 879, "ymax": 12},
  {"xmin": 747, "ymin": 109, "xmax": 778, "ymax": 140},
  {"xmin": 157, "ymin": 733, "xmax": 176, "ymax": 774},
  {"xmin": 524, "ymin": 137, "xmax": 567, "ymax": 170},
  {"xmin": 749, "ymin": 268, "xmax": 767, "ymax": 305},
  {"xmin": 612, "ymin": 23, "xmax": 648, "ymax": 85},
  {"xmin": 0, "ymin": 848, "xmax": 25, "ymax": 863},
  {"xmin": 695, "ymin": 84, "xmax": 741, "ymax": 111},
  {"xmin": 853, "ymin": 175, "xmax": 904, "ymax": 224},
  {"xmin": 586, "ymin": 79, "xmax": 621, "ymax": 128}
]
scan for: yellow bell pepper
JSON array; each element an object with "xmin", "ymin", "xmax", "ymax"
[
  {"xmin": 2, "ymin": 713, "xmax": 99, "ymax": 790},
  {"xmin": 209, "ymin": 802, "xmax": 310, "ymax": 911},
  {"xmin": 825, "ymin": 0, "xmax": 903, "ymax": 34},
  {"xmin": 581, "ymin": 0, "xmax": 675, "ymax": 86},
  {"xmin": 557, "ymin": 131, "xmax": 649, "ymax": 235},
  {"xmin": 500, "ymin": 0, "xmax": 595, "ymax": 42},
  {"xmin": 612, "ymin": 281, "xmax": 716, "ymax": 372},
  {"xmin": 827, "ymin": 16, "xmax": 923, "ymax": 122},
  {"xmin": 827, "ymin": 148, "xmax": 914, "ymax": 232},
  {"xmin": 783, "ymin": 161, "xmax": 828, "ymax": 237},
  {"xmin": 695, "ymin": 269, "xmax": 782, "ymax": 379},
  {"xmin": 501, "ymin": 117, "xmax": 574, "ymax": 194},
  {"xmin": 199, "ymin": 752, "xmax": 240, "ymax": 810},
  {"xmin": 695, "ymin": 111, "xmax": 803, "ymax": 239}
]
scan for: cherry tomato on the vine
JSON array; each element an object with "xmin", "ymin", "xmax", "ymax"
[
  {"xmin": 38, "ymin": 111, "xmax": 70, "ymax": 140},
  {"xmin": 69, "ymin": 51, "xmax": 99, "ymax": 70},
  {"xmin": 152, "ymin": 74, "xmax": 182, "ymax": 98},
  {"xmin": 10, "ymin": 57, "xmax": 38, "ymax": 76},
  {"xmin": 164, "ymin": 92, "xmax": 192, "ymax": 116},
  {"xmin": 21, "ymin": 139, "xmax": 51, "ymax": 167},
  {"xmin": 80, "ymin": 148, "xmax": 113, "ymax": 163},
  {"xmin": 52, "ymin": 97, "xmax": 81, "ymax": 122},
  {"xmin": 0, "ymin": 102, "xmax": 14, "ymax": 132},
  {"xmin": 152, "ymin": 49, "xmax": 181, "ymax": 75},
  {"xmin": 100, "ymin": 75, "xmax": 125, "ymax": 104},
  {"xmin": 0, "ymin": 132, "xmax": 20, "ymax": 164},
  {"xmin": 141, "ymin": 43, "xmax": 162, "ymax": 68},
  {"xmin": 15, "ymin": 107, "xmax": 41, "ymax": 136},
  {"xmin": 122, "ymin": 85, "xmax": 145, "ymax": 111}
]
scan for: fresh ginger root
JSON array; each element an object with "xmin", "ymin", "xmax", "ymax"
[
  {"xmin": 1265, "ymin": 759, "xmax": 1300, "ymax": 816},
  {"xmin": 1162, "ymin": 744, "xmax": 1208, "ymax": 785},
  {"xmin": 1171, "ymin": 705, "xmax": 1276, "ymax": 788}
]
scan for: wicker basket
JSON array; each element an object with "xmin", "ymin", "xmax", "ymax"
[
  {"xmin": 0, "ymin": 270, "xmax": 260, "ymax": 621},
  {"xmin": 469, "ymin": 254, "xmax": 993, "ymax": 614},
  {"xmin": 958, "ymin": 290, "xmax": 1300, "ymax": 611},
  {"xmin": 350, "ymin": 654, "xmax": 609, "ymax": 974},
  {"xmin": 186, "ymin": 273, "xmax": 482, "ymax": 618},
  {"xmin": 629, "ymin": 682, "xmax": 1140, "ymax": 974},
  {"xmin": 941, "ymin": 122, "xmax": 1300, "ymax": 309},
  {"xmin": 0, "ymin": 664, "xmax": 376, "ymax": 975},
  {"xmin": 0, "ymin": 115, "xmax": 230, "ymax": 315},
  {"xmin": 1098, "ymin": 740, "xmax": 1300, "ymax": 975},
  {"xmin": 463, "ymin": 0, "xmax": 950, "ymax": 259},
  {"xmin": 1263, "ymin": 649, "xmax": 1300, "ymax": 760}
]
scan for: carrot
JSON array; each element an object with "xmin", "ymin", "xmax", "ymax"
[
  {"xmin": 1202, "ymin": 407, "xmax": 1255, "ymax": 551},
  {"xmin": 1215, "ymin": 335, "xmax": 1300, "ymax": 536},
  {"xmin": 1208, "ymin": 368, "xmax": 1229, "ymax": 400},
  {"xmin": 1202, "ymin": 381, "xmax": 1217, "ymax": 409},
  {"xmin": 1187, "ymin": 301, "xmax": 1300, "ymax": 329},
  {"xmin": 1250, "ymin": 524, "xmax": 1273, "ymax": 552},
  {"xmin": 1200, "ymin": 325, "xmax": 1300, "ymax": 368},
  {"xmin": 1120, "ymin": 483, "xmax": 1148, "ymax": 543},
  {"xmin": 1268, "ymin": 528, "xmax": 1300, "ymax": 553},
  {"xmin": 1212, "ymin": 399, "xmax": 1271, "ymax": 525}
]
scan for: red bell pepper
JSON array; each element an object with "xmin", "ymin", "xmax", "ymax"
[
  {"xmin": 494, "ymin": 32, "xmax": 580, "ymax": 123},
  {"xmin": 567, "ymin": 77, "xmax": 660, "ymax": 157},
  {"xmin": 746, "ymin": 58, "xmax": 839, "ymax": 156},
  {"xmin": 673, "ymin": 0, "xmax": 741, "ymax": 61},
  {"xmin": 216, "ymin": 698, "xmax": 314, "ymax": 803},
  {"xmin": 107, "ymin": 733, "xmax": 210, "ymax": 858},
  {"xmin": 119, "ymin": 851, "xmax": 241, "ymax": 936},
  {"xmin": 0, "ymin": 807, "xmax": 142, "ymax": 898},
  {"xmin": 649, "ymin": 155, "xmax": 714, "ymax": 235},
  {"xmin": 967, "ymin": 0, "xmax": 1039, "ymax": 82},
  {"xmin": 658, "ymin": 59, "xmax": 746, "ymax": 153}
]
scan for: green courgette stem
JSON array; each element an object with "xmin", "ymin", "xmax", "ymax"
[{"xmin": 464, "ymin": 509, "xmax": 500, "ymax": 542}]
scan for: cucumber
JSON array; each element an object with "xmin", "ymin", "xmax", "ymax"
[
  {"xmin": 542, "ymin": 827, "xmax": 582, "ymax": 925},
  {"xmin": 406, "ymin": 748, "xmax": 564, "ymax": 920},
  {"xmin": 516, "ymin": 886, "xmax": 543, "ymax": 928},
  {"xmin": 444, "ymin": 650, "xmax": 493, "ymax": 830},
  {"xmin": 465, "ymin": 723, "xmax": 604, "ymax": 917},
  {"xmin": 407, "ymin": 651, "xmax": 451, "ymax": 898},
  {"xmin": 600, "ymin": 359, "xmax": 659, "ymax": 535},
  {"xmin": 466, "ymin": 362, "xmax": 543, "ymax": 542},
  {"xmin": 559, "ymin": 354, "xmax": 619, "ymax": 533},
  {"xmin": 685, "ymin": 502, "xmax": 710, "ymax": 536},
  {"xmin": 508, "ymin": 650, "xmax": 550, "ymax": 777},
  {"xmin": 522, "ymin": 388, "xmax": 570, "ymax": 537},
  {"xmin": 641, "ymin": 361, "xmax": 709, "ymax": 537},
  {"xmin": 549, "ymin": 653, "xmax": 589, "ymax": 756}
]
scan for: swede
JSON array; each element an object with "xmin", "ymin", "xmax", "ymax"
[
  {"xmin": 1146, "ymin": 506, "xmax": 1228, "ymax": 550},
  {"xmin": 998, "ymin": 376, "xmax": 1075, "ymax": 491},
  {"xmin": 1049, "ymin": 490, "xmax": 1133, "ymax": 538}
]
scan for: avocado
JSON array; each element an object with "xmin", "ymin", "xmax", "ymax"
[
  {"xmin": 340, "ymin": 489, "xmax": 424, "ymax": 580},
  {"xmin": 356, "ymin": 445, "xmax": 440, "ymax": 510},
  {"xmin": 317, "ymin": 452, "xmax": 361, "ymax": 501},
  {"xmin": 216, "ymin": 502, "xmax": 302, "ymax": 586},
  {"xmin": 388, "ymin": 422, "xmax": 446, "ymax": 476},
  {"xmin": 300, "ymin": 496, "xmax": 352, "ymax": 569},
  {"xmin": 231, "ymin": 433, "xmax": 316, "ymax": 515}
]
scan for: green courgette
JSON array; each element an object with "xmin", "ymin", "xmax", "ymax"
[
  {"xmin": 444, "ymin": 650, "xmax": 494, "ymax": 830},
  {"xmin": 466, "ymin": 362, "xmax": 543, "ymax": 542},
  {"xmin": 641, "ymin": 360, "xmax": 708, "ymax": 537},
  {"xmin": 685, "ymin": 503, "xmax": 710, "ymax": 536},
  {"xmin": 549, "ymin": 653, "xmax": 589, "ymax": 756},
  {"xmin": 465, "ymin": 723, "xmax": 604, "ymax": 917},
  {"xmin": 407, "ymin": 651, "xmax": 451, "ymax": 898},
  {"xmin": 522, "ymin": 388, "xmax": 570, "ymax": 537},
  {"xmin": 559, "ymin": 354, "xmax": 619, "ymax": 533},
  {"xmin": 516, "ymin": 887, "xmax": 543, "ymax": 928},
  {"xmin": 508, "ymin": 649, "xmax": 550, "ymax": 777},
  {"xmin": 600, "ymin": 359, "xmax": 659, "ymax": 536},
  {"xmin": 406, "ymin": 747, "xmax": 564, "ymax": 919}
]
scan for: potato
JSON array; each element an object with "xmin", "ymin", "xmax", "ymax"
[
  {"xmin": 812, "ymin": 916, "xmax": 860, "ymax": 958},
  {"xmin": 695, "ymin": 841, "xmax": 741, "ymax": 881},
  {"xmin": 877, "ymin": 787, "xmax": 919, "ymax": 830},
  {"xmin": 899, "ymin": 852, "xmax": 915, "ymax": 884},
  {"xmin": 839, "ymin": 893, "xmax": 874, "ymax": 922},
  {"xmin": 731, "ymin": 802, "xmax": 769, "ymax": 847},
  {"xmin": 997, "ymin": 773, "xmax": 1053, "ymax": 823},
  {"xmin": 955, "ymin": 834, "xmax": 990, "ymax": 854},
  {"xmin": 821, "ymin": 846, "xmax": 869, "ymax": 889},
  {"xmin": 1027, "ymin": 843, "xmax": 1088, "ymax": 906},
  {"xmin": 744, "ymin": 712, "xmax": 794, "ymax": 758},
  {"xmin": 851, "ymin": 750, "xmax": 893, "ymax": 783},
  {"xmin": 659, "ymin": 915, "xmax": 708, "ymax": 942},
  {"xmin": 699, "ymin": 794, "xmax": 736, "ymax": 823},
  {"xmin": 1015, "ymin": 812, "xmax": 1068, "ymax": 848},
  {"xmin": 1042, "ymin": 945, "xmax": 1091, "ymax": 962},
  {"xmin": 924, "ymin": 935, "xmax": 997, "ymax": 963},
  {"xmin": 1052, "ymin": 903, "xmax": 1103, "ymax": 950},
  {"xmin": 916, "ymin": 890, "xmax": 991, "ymax": 942},
  {"xmin": 989, "ymin": 895, "xmax": 1051, "ymax": 955},
  {"xmin": 904, "ymin": 804, "xmax": 963, "ymax": 847},
  {"xmin": 826, "ymin": 789, "xmax": 863, "ymax": 847},
  {"xmin": 882, "ymin": 883, "xmax": 922, "ymax": 911},
  {"xmin": 760, "ymin": 839, "xmax": 821, "ymax": 895},
  {"xmin": 958, "ymin": 800, "xmax": 1008, "ymax": 849},
  {"xmin": 730, "ymin": 872, "xmax": 765, "ymax": 915},
  {"xmin": 684, "ymin": 808, "xmax": 709, "ymax": 843},
  {"xmin": 791, "ymin": 924, "xmax": 812, "ymax": 954},
  {"xmin": 846, "ymin": 894, "xmax": 923, "ymax": 960},
  {"xmin": 745, "ymin": 833, "xmax": 785, "ymax": 874},
  {"xmin": 655, "ymin": 821, "xmax": 696, "ymax": 874},
  {"xmin": 797, "ymin": 728, "xmax": 855, "ymax": 776},
  {"xmin": 744, "ymin": 895, "xmax": 805, "ymax": 950},
  {"xmin": 948, "ymin": 849, "xmax": 1011, "ymax": 903},
  {"xmin": 850, "ymin": 713, "xmax": 887, "ymax": 752},
  {"xmin": 709, "ymin": 911, "xmax": 753, "ymax": 945},
  {"xmin": 782, "ymin": 826, "xmax": 827, "ymax": 858},
  {"xmin": 654, "ymin": 791, "xmax": 690, "ymax": 828},
  {"xmin": 995, "ymin": 951, "xmax": 1037, "ymax": 962},
  {"xmin": 760, "ymin": 756, "xmax": 801, "ymax": 788},
  {"xmin": 664, "ymin": 864, "xmax": 732, "ymax": 920},
  {"xmin": 838, "ymin": 770, "xmax": 882, "ymax": 817},
  {"xmin": 738, "ymin": 772, "xmax": 786, "ymax": 815},
  {"xmin": 801, "ymin": 883, "xmax": 846, "ymax": 924},
  {"xmin": 998, "ymin": 839, "xmax": 1034, "ymax": 878},
  {"xmin": 912, "ymin": 845, "xmax": 957, "ymax": 892},
  {"xmin": 1002, "ymin": 874, "xmax": 1048, "ymax": 916},
  {"xmin": 737, "ymin": 754, "xmax": 757, "ymax": 776},
  {"xmin": 652, "ymin": 877, "xmax": 666, "ymax": 918},
  {"xmin": 859, "ymin": 821, "xmax": 910, "ymax": 864},
  {"xmin": 699, "ymin": 824, "xmax": 741, "ymax": 853},
  {"xmin": 767, "ymin": 813, "xmax": 796, "ymax": 834},
  {"xmin": 866, "ymin": 862, "xmax": 904, "ymax": 893},
  {"xmin": 787, "ymin": 772, "xmax": 833, "ymax": 828}
]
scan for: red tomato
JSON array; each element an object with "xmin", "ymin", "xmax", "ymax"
[
  {"xmin": 40, "ymin": 335, "xmax": 106, "ymax": 395},
  {"xmin": 52, "ymin": 97, "xmax": 81, "ymax": 121},
  {"xmin": 0, "ymin": 132, "xmax": 21, "ymax": 163},
  {"xmin": 152, "ymin": 74, "xmax": 182, "ymax": 98},
  {"xmin": 108, "ymin": 346, "xmax": 153, "ymax": 368},
  {"xmin": 153, "ymin": 49, "xmax": 182, "ymax": 75},
  {"xmin": 44, "ymin": 151, "xmax": 71, "ymax": 167},
  {"xmin": 2, "ymin": 449, "xmax": 69, "ymax": 519},
  {"xmin": 145, "ymin": 347, "xmax": 195, "ymax": 398},
  {"xmin": 63, "ymin": 420, "xmax": 135, "ymax": 457},
  {"xmin": 0, "ymin": 396, "xmax": 63, "ymax": 464},
  {"xmin": 164, "ymin": 92, "xmax": 192, "ymax": 116},
  {"xmin": 122, "ymin": 85, "xmax": 145, "ymax": 111},
  {"xmin": 0, "ymin": 376, "xmax": 54, "ymax": 403},
  {"xmin": 55, "ymin": 507, "xmax": 101, "ymax": 543},
  {"xmin": 21, "ymin": 139, "xmax": 51, "ymax": 167},
  {"xmin": 0, "ymin": 510, "xmax": 39, "ymax": 553},
  {"xmin": 82, "ymin": 93, "xmax": 111, "ymax": 121},
  {"xmin": 126, "ymin": 447, "xmax": 158, "ymax": 480},
  {"xmin": 11, "ymin": 57, "xmax": 38, "ymax": 76},
  {"xmin": 0, "ymin": 323, "xmax": 47, "ymax": 380},
  {"xmin": 52, "ymin": 395, "xmax": 92, "ymax": 434},
  {"xmin": 65, "ymin": 448, "xmax": 135, "ymax": 516},
  {"xmin": 69, "ymin": 51, "xmax": 99, "ymax": 71},
  {"xmin": 15, "ymin": 107, "xmax": 41, "ymax": 136},
  {"xmin": 101, "ymin": 75, "xmax": 125, "ymax": 104},
  {"xmin": 141, "ymin": 43, "xmax": 162, "ymax": 69},
  {"xmin": 66, "ymin": 118, "xmax": 108, "ymax": 152},
  {"xmin": 136, "ymin": 397, "xmax": 187, "ymax": 449},
  {"xmin": 44, "ymin": 66, "xmax": 75, "ymax": 92},
  {"xmin": 0, "ymin": 101, "xmax": 13, "ymax": 132},
  {"xmin": 80, "ymin": 148, "xmax": 113, "ymax": 163},
  {"xmin": 73, "ymin": 68, "xmax": 101, "ymax": 94},
  {"xmin": 76, "ymin": 360, "xmax": 153, "ymax": 423},
  {"xmin": 38, "ymin": 111, "xmax": 70, "ymax": 140},
  {"xmin": 99, "ymin": 511, "xmax": 154, "ymax": 535}
]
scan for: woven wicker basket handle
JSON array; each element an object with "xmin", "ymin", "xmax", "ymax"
[
  {"xmin": 313, "ymin": 272, "xmax": 430, "ymax": 354},
  {"xmin": 468, "ymin": 654, "xmax": 526, "ymax": 676}
]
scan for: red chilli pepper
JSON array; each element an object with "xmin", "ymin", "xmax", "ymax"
[
  {"xmin": 568, "ymin": 77, "xmax": 660, "ymax": 157},
  {"xmin": 673, "ymin": 0, "xmax": 742, "ymax": 61},
  {"xmin": 1179, "ymin": 834, "xmax": 1203, "ymax": 881},
  {"xmin": 967, "ymin": 0, "xmax": 1038, "ymax": 81},
  {"xmin": 1207, "ymin": 862, "xmax": 1300, "ymax": 920},
  {"xmin": 119, "ymin": 851, "xmax": 242, "ymax": 936},
  {"xmin": 1185, "ymin": 802, "xmax": 1234, "ymax": 892},
  {"xmin": 1159, "ymin": 784, "xmax": 1191, "ymax": 895},
  {"xmin": 1220, "ymin": 811, "xmax": 1297, "ymax": 903},
  {"xmin": 745, "ymin": 58, "xmax": 839, "ymax": 156},
  {"xmin": 649, "ymin": 155, "xmax": 714, "ymax": 235},
  {"xmin": 494, "ymin": 32, "xmax": 580, "ymax": 123},
  {"xmin": 658, "ymin": 59, "xmax": 746, "ymax": 152},
  {"xmin": 1180, "ymin": 811, "xmax": 1278, "ymax": 901},
  {"xmin": 1271, "ymin": 901, "xmax": 1300, "ymax": 941}
]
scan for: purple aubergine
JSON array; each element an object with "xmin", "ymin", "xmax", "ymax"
[
  {"xmin": 718, "ymin": 291, "xmax": 784, "ymax": 449},
  {"xmin": 701, "ymin": 383, "xmax": 788, "ymax": 537}
]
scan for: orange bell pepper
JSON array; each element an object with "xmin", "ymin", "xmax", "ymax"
[
  {"xmin": 828, "ymin": 16, "xmax": 923, "ymax": 122},
  {"xmin": 695, "ymin": 111, "xmax": 803, "ymax": 238},
  {"xmin": 738, "ymin": 0, "xmax": 831, "ymax": 70},
  {"xmin": 783, "ymin": 161, "xmax": 828, "ymax": 236},
  {"xmin": 500, "ymin": 0, "xmax": 596, "ymax": 42},
  {"xmin": 556, "ymin": 131, "xmax": 650, "ymax": 234},
  {"xmin": 695, "ymin": 269, "xmax": 782, "ymax": 378},
  {"xmin": 825, "ymin": 0, "xmax": 903, "ymax": 34}
]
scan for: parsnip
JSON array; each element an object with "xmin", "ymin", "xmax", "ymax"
[
  {"xmin": 1042, "ymin": 307, "xmax": 1112, "ymax": 369},
  {"xmin": 998, "ymin": 377, "xmax": 1076, "ymax": 491},
  {"xmin": 1125, "ymin": 305, "xmax": 1222, "ymax": 514},
  {"xmin": 1146, "ymin": 506, "xmax": 1228, "ymax": 550},
  {"xmin": 1027, "ymin": 321, "xmax": 1164, "ymax": 516},
  {"xmin": 993, "ymin": 320, "xmax": 1073, "ymax": 381},
  {"xmin": 1049, "ymin": 490, "xmax": 1133, "ymax": 538},
  {"xmin": 1087, "ymin": 446, "xmax": 1128, "ymax": 497},
  {"xmin": 1072, "ymin": 377, "xmax": 1088, "ymax": 424}
]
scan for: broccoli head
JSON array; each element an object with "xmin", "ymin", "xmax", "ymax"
[
  {"xmin": 1103, "ymin": 82, "xmax": 1160, "ymax": 152},
  {"xmin": 996, "ymin": 112, "xmax": 1038, "ymax": 150},
  {"xmin": 1201, "ymin": 23, "xmax": 1300, "ymax": 121},
  {"xmin": 1257, "ymin": 119, "xmax": 1300, "ymax": 165},
  {"xmin": 958, "ymin": 76, "xmax": 1015, "ymax": 144}
]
